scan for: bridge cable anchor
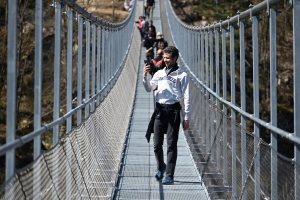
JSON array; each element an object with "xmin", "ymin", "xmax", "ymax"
[
  {"xmin": 249, "ymin": 4, "xmax": 254, "ymax": 22},
  {"xmin": 237, "ymin": 11, "xmax": 240, "ymax": 26},
  {"xmin": 213, "ymin": 22, "xmax": 217, "ymax": 32},
  {"xmin": 227, "ymin": 16, "xmax": 230, "ymax": 31}
]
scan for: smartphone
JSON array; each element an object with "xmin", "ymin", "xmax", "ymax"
[{"xmin": 144, "ymin": 60, "xmax": 148, "ymax": 65}]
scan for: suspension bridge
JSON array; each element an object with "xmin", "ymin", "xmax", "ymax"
[{"xmin": 1, "ymin": 0, "xmax": 300, "ymax": 199}]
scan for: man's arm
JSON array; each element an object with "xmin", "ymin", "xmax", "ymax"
[
  {"xmin": 181, "ymin": 73, "xmax": 190, "ymax": 130},
  {"xmin": 181, "ymin": 72, "xmax": 190, "ymax": 121}
]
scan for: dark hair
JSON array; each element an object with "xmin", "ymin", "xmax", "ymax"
[
  {"xmin": 163, "ymin": 46, "xmax": 179, "ymax": 58},
  {"xmin": 157, "ymin": 50, "xmax": 163, "ymax": 56}
]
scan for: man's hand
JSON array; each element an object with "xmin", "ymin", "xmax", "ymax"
[
  {"xmin": 183, "ymin": 120, "xmax": 189, "ymax": 130},
  {"xmin": 143, "ymin": 63, "xmax": 150, "ymax": 77}
]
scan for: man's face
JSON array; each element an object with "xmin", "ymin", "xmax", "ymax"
[{"xmin": 163, "ymin": 53, "xmax": 177, "ymax": 68}]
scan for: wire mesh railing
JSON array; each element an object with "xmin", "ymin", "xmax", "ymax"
[
  {"xmin": 164, "ymin": 0, "xmax": 300, "ymax": 199},
  {"xmin": 0, "ymin": 0, "xmax": 141, "ymax": 199}
]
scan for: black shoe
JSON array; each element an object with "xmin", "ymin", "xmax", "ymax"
[
  {"xmin": 162, "ymin": 176, "xmax": 174, "ymax": 184},
  {"xmin": 155, "ymin": 163, "xmax": 166, "ymax": 181}
]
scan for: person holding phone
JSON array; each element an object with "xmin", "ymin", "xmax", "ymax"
[{"xmin": 143, "ymin": 46, "xmax": 190, "ymax": 184}]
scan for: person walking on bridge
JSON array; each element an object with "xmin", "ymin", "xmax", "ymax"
[
  {"xmin": 146, "ymin": 0, "xmax": 155, "ymax": 19},
  {"xmin": 143, "ymin": 46, "xmax": 190, "ymax": 184}
]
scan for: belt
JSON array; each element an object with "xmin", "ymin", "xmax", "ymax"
[{"xmin": 155, "ymin": 102, "xmax": 181, "ymax": 112}]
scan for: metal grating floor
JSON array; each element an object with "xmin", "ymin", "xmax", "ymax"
[{"xmin": 114, "ymin": 1, "xmax": 210, "ymax": 199}]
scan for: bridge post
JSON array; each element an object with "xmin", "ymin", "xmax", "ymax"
[
  {"xmin": 54, "ymin": 2, "xmax": 62, "ymax": 144},
  {"xmin": 52, "ymin": 3, "xmax": 62, "ymax": 199},
  {"xmin": 34, "ymin": 0, "xmax": 43, "ymax": 159},
  {"xmin": 269, "ymin": 6, "xmax": 278, "ymax": 200},
  {"xmin": 209, "ymin": 27, "xmax": 214, "ymax": 103},
  {"xmin": 77, "ymin": 17, "xmax": 83, "ymax": 125},
  {"xmin": 66, "ymin": 10, "xmax": 74, "ymax": 200},
  {"xmin": 195, "ymin": 28, "xmax": 199, "ymax": 77},
  {"xmin": 85, "ymin": 21, "xmax": 91, "ymax": 118},
  {"xmin": 209, "ymin": 27, "xmax": 215, "ymax": 161},
  {"xmin": 104, "ymin": 24, "xmax": 109, "ymax": 97},
  {"xmin": 187, "ymin": 28, "xmax": 190, "ymax": 70},
  {"xmin": 197, "ymin": 28, "xmax": 201, "ymax": 83},
  {"xmin": 97, "ymin": 26, "xmax": 101, "ymax": 107},
  {"xmin": 215, "ymin": 25, "xmax": 220, "ymax": 109},
  {"xmin": 193, "ymin": 28, "xmax": 197, "ymax": 74},
  {"xmin": 205, "ymin": 28, "xmax": 209, "ymax": 96},
  {"xmin": 6, "ymin": 0, "xmax": 17, "ymax": 185},
  {"xmin": 66, "ymin": 10, "xmax": 73, "ymax": 133},
  {"xmin": 239, "ymin": 18, "xmax": 247, "ymax": 199},
  {"xmin": 107, "ymin": 23, "xmax": 112, "ymax": 92},
  {"xmin": 33, "ymin": 0, "xmax": 44, "ymax": 198},
  {"xmin": 293, "ymin": 0, "xmax": 300, "ymax": 199},
  {"xmin": 101, "ymin": 24, "xmax": 105, "ymax": 101},
  {"xmin": 200, "ymin": 29, "xmax": 205, "ymax": 91},
  {"xmin": 200, "ymin": 29, "xmax": 205, "ymax": 145},
  {"xmin": 252, "ymin": 14, "xmax": 261, "ymax": 200},
  {"xmin": 230, "ymin": 22, "xmax": 237, "ymax": 199},
  {"xmin": 91, "ymin": 23, "xmax": 96, "ymax": 112},
  {"xmin": 215, "ymin": 25, "xmax": 220, "ymax": 172},
  {"xmin": 108, "ymin": 23, "xmax": 112, "ymax": 93},
  {"xmin": 205, "ymin": 28, "xmax": 210, "ymax": 154},
  {"xmin": 221, "ymin": 25, "xmax": 228, "ymax": 185}
]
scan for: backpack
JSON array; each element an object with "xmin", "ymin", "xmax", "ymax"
[
  {"xmin": 152, "ymin": 58, "xmax": 163, "ymax": 67},
  {"xmin": 150, "ymin": 58, "xmax": 164, "ymax": 76},
  {"xmin": 157, "ymin": 40, "xmax": 165, "ymax": 50}
]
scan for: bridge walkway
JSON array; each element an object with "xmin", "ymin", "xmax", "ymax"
[{"xmin": 113, "ymin": 1, "xmax": 210, "ymax": 199}]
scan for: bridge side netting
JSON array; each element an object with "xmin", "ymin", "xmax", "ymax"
[
  {"xmin": 186, "ymin": 79, "xmax": 296, "ymax": 199},
  {"xmin": 0, "ymin": 12, "xmax": 141, "ymax": 200}
]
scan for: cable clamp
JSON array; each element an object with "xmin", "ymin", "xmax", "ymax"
[
  {"xmin": 237, "ymin": 11, "xmax": 240, "ymax": 26},
  {"xmin": 227, "ymin": 16, "xmax": 230, "ymax": 31},
  {"xmin": 249, "ymin": 4, "xmax": 254, "ymax": 22}
]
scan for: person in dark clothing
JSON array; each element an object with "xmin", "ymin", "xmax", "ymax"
[
  {"xmin": 154, "ymin": 32, "xmax": 168, "ymax": 52},
  {"xmin": 144, "ymin": 0, "xmax": 148, "ymax": 17},
  {"xmin": 146, "ymin": 0, "xmax": 155, "ymax": 19},
  {"xmin": 143, "ymin": 46, "xmax": 190, "ymax": 185},
  {"xmin": 143, "ymin": 32, "xmax": 156, "ymax": 61},
  {"xmin": 148, "ymin": 20, "xmax": 156, "ymax": 39}
]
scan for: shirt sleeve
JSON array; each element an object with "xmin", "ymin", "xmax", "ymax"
[
  {"xmin": 181, "ymin": 73, "xmax": 190, "ymax": 120},
  {"xmin": 143, "ymin": 72, "xmax": 159, "ymax": 92}
]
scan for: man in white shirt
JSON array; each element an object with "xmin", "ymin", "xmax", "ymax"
[{"xmin": 143, "ymin": 46, "xmax": 190, "ymax": 184}]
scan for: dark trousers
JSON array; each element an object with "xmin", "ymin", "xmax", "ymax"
[{"xmin": 153, "ymin": 107, "xmax": 181, "ymax": 179}]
